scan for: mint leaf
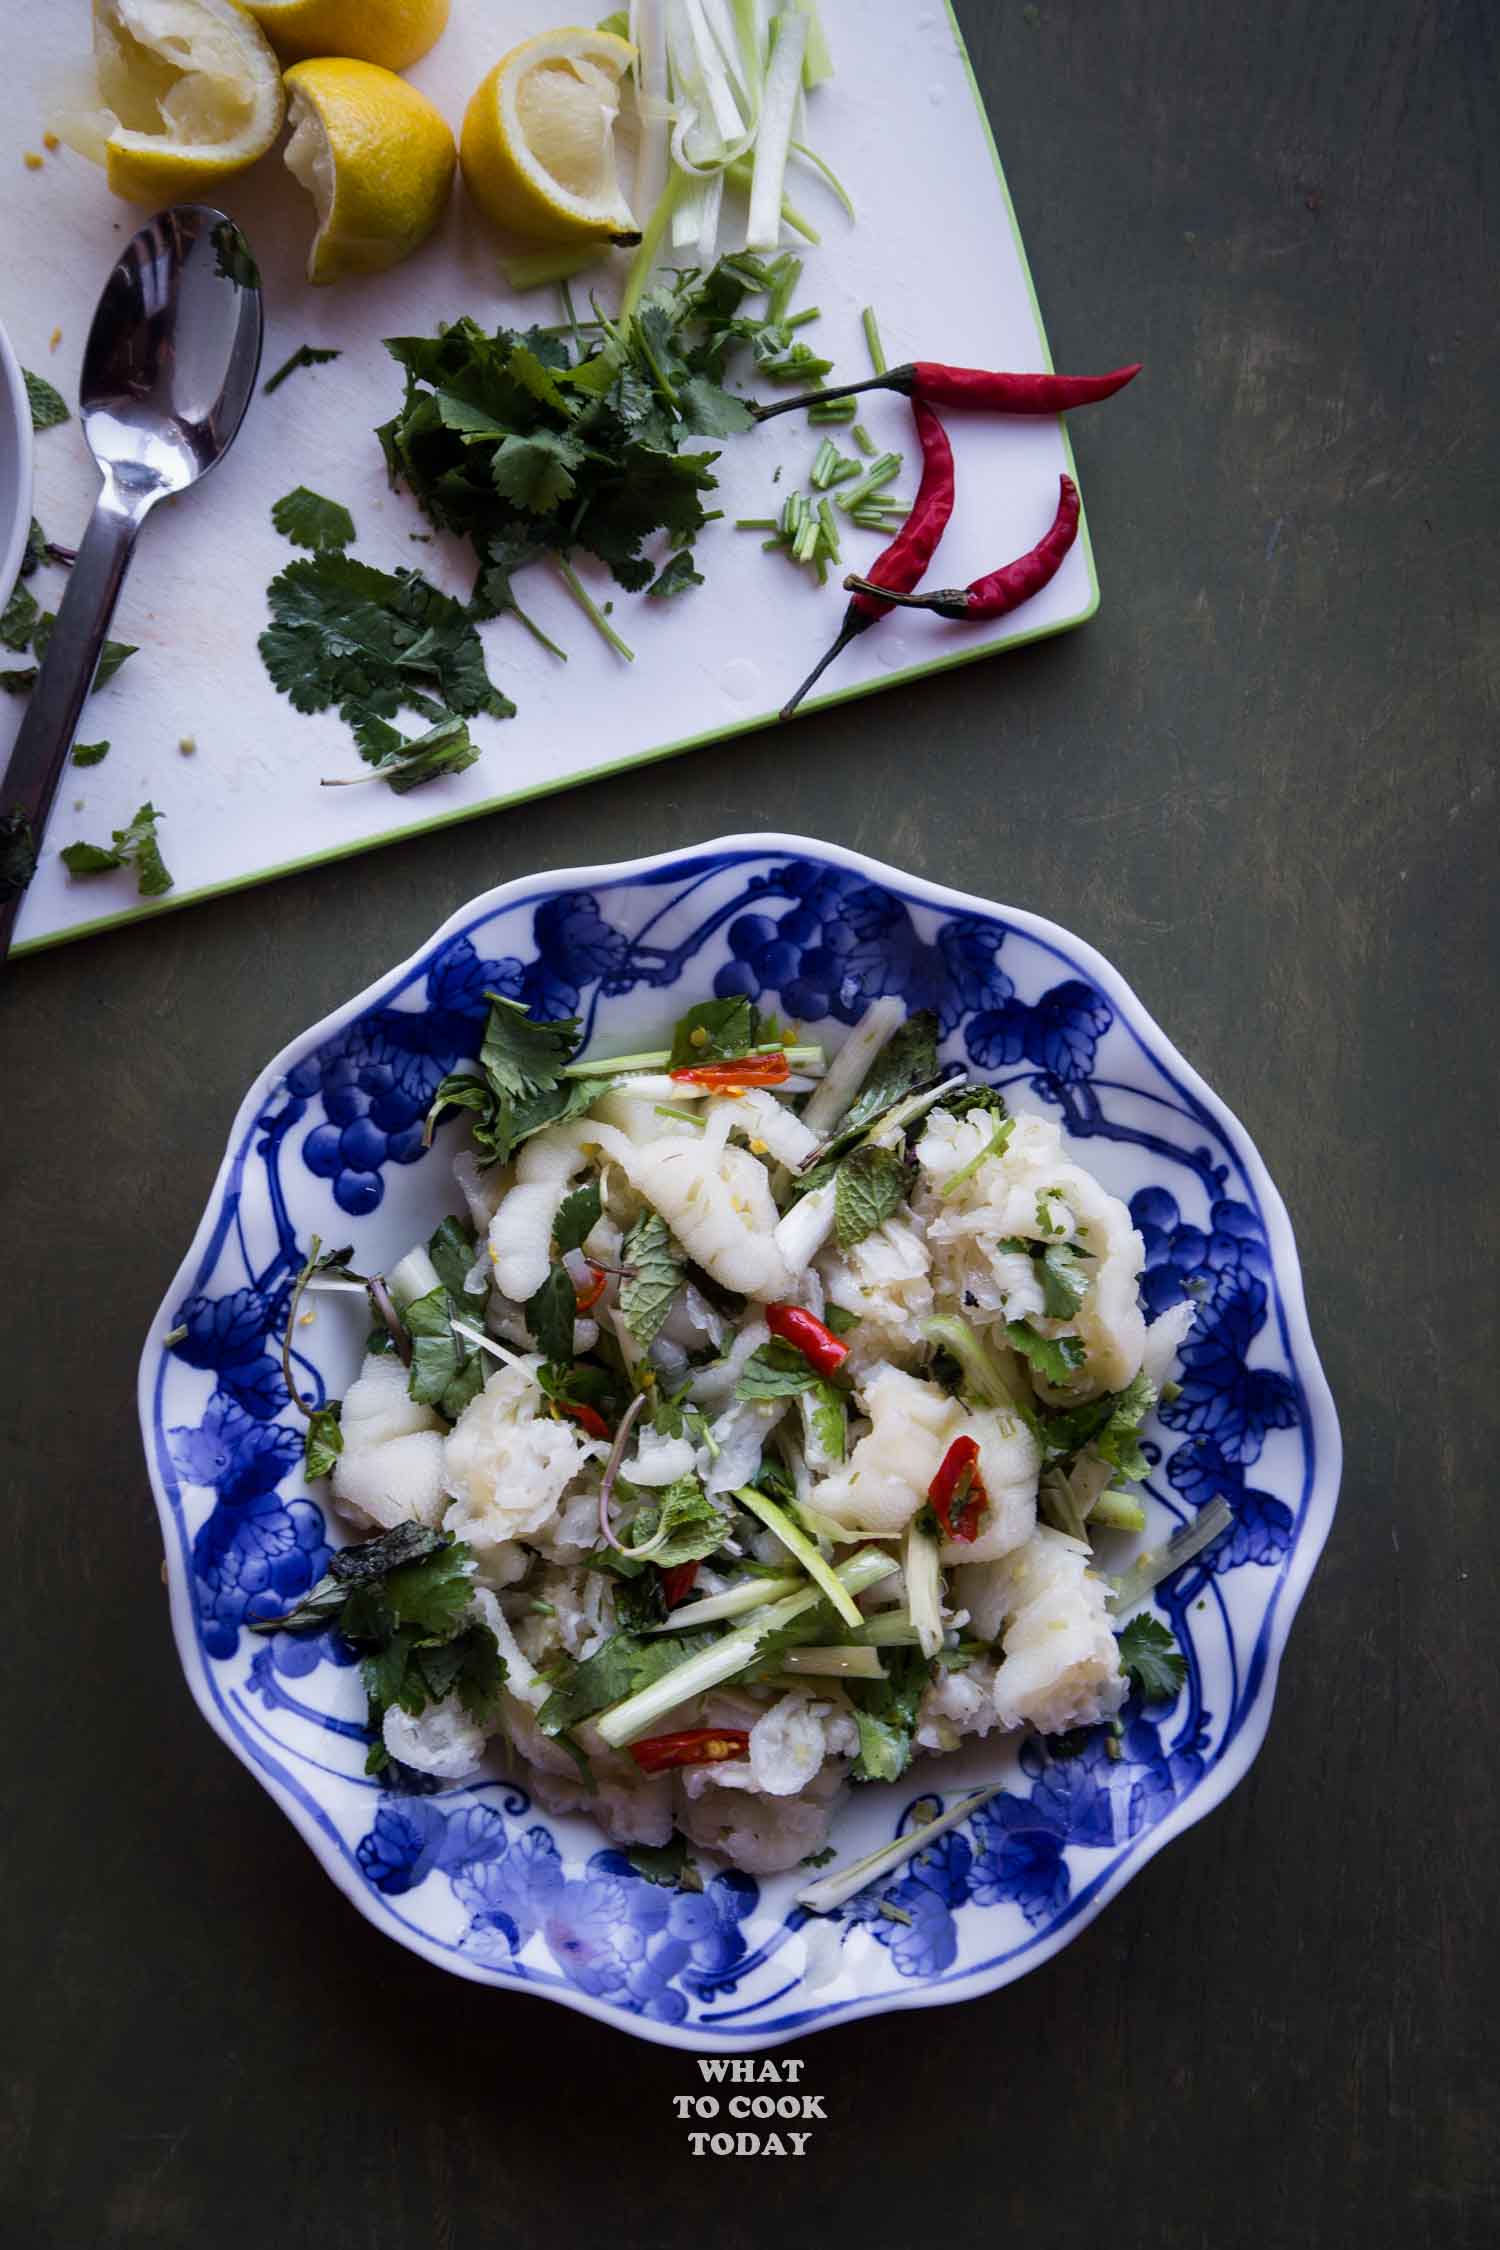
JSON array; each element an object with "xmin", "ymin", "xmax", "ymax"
[
  {"xmin": 527, "ymin": 1260, "xmax": 577, "ymax": 1364},
  {"xmin": 553, "ymin": 1179, "xmax": 602, "ymax": 1254},
  {"xmin": 839, "ymin": 1010, "xmax": 939, "ymax": 1136},
  {"xmin": 0, "ymin": 810, "xmax": 37, "ymax": 893},
  {"xmin": 23, "ymin": 369, "xmax": 68, "ymax": 430},
  {"xmin": 1006, "ymin": 1321, "xmax": 1087, "ymax": 1386},
  {"xmin": 537, "ymin": 1629, "xmax": 710, "ymax": 1737},
  {"xmin": 337, "ymin": 710, "xmax": 480, "ymax": 794},
  {"xmin": 618, "ymin": 1210, "xmax": 683, "ymax": 1347},
  {"xmin": 833, "ymin": 1142, "xmax": 908, "ymax": 1249},
  {"xmin": 627, "ymin": 1476, "xmax": 733, "ymax": 1568},
  {"xmin": 71, "ymin": 739, "xmax": 110, "ymax": 766},
  {"xmin": 734, "ymin": 1340, "xmax": 820, "ymax": 1401},
  {"xmin": 647, "ymin": 549, "xmax": 704, "ymax": 599},
  {"xmin": 0, "ymin": 580, "xmax": 37, "ymax": 652},
  {"xmin": 303, "ymin": 1403, "xmax": 343, "ymax": 1481},
  {"xmin": 272, "ymin": 485, "xmax": 357, "ymax": 551},
  {"xmin": 1117, "ymin": 1614, "xmax": 1186, "ymax": 1704},
  {"xmin": 626, "ymin": 1834, "xmax": 704, "ymax": 1890}
]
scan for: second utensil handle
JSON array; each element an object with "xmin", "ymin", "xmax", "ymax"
[{"xmin": 0, "ymin": 486, "xmax": 143, "ymax": 953}]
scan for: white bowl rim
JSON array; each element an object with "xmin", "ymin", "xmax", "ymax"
[
  {"xmin": 137, "ymin": 832, "xmax": 1343, "ymax": 2049},
  {"xmin": 0, "ymin": 315, "xmax": 34, "ymax": 607}
]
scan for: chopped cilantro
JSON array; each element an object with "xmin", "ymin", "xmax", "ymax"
[
  {"xmin": 626, "ymin": 1833, "xmax": 704, "ymax": 1890},
  {"xmin": 303, "ymin": 1403, "xmax": 343, "ymax": 1481},
  {"xmin": 667, "ymin": 995, "xmax": 758, "ymax": 1066},
  {"xmin": 424, "ymin": 993, "xmax": 591, "ymax": 1165},
  {"xmin": 1006, "ymin": 1321, "xmax": 1087, "ymax": 1386},
  {"xmin": 1117, "ymin": 1614, "xmax": 1187, "ymax": 1703},
  {"xmin": 59, "ymin": 800, "xmax": 172, "ymax": 896},
  {"xmin": 23, "ymin": 369, "xmax": 68, "ymax": 430},
  {"xmin": 838, "ymin": 1010, "xmax": 939, "ymax": 1136},
  {"xmin": 271, "ymin": 485, "xmax": 357, "ymax": 551},
  {"xmin": 647, "ymin": 549, "xmax": 704, "ymax": 599},
  {"xmin": 71, "ymin": 739, "xmax": 110, "ymax": 766},
  {"xmin": 526, "ymin": 1259, "xmax": 578, "ymax": 1365},
  {"xmin": 537, "ymin": 1628, "xmax": 710, "ymax": 1737},
  {"xmin": 263, "ymin": 343, "xmax": 342, "ymax": 396},
  {"xmin": 0, "ymin": 579, "xmax": 37, "ymax": 651}
]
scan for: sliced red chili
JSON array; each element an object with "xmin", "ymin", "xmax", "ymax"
[
  {"xmin": 765, "ymin": 1302, "xmax": 850, "ymax": 1377},
  {"xmin": 928, "ymin": 1435, "xmax": 988, "ymax": 1544},
  {"xmin": 670, "ymin": 1051, "xmax": 791, "ymax": 1090},
  {"xmin": 659, "ymin": 1560, "xmax": 701, "ymax": 1610},
  {"xmin": 557, "ymin": 1401, "xmax": 610, "ymax": 1440},
  {"xmin": 629, "ymin": 1727, "xmax": 751, "ymax": 1774},
  {"xmin": 572, "ymin": 1263, "xmax": 608, "ymax": 1313}
]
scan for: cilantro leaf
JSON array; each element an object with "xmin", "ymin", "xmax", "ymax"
[
  {"xmin": 263, "ymin": 343, "xmax": 341, "ymax": 396},
  {"xmin": 3, "ymin": 618, "xmax": 136, "ymax": 697},
  {"xmin": 675, "ymin": 374, "xmax": 756, "ymax": 436},
  {"xmin": 848, "ymin": 1648, "xmax": 930, "ymax": 1783},
  {"xmin": 527, "ymin": 1261, "xmax": 578, "ymax": 1365},
  {"xmin": 1117, "ymin": 1614, "xmax": 1187, "ymax": 1704},
  {"xmin": 402, "ymin": 1285, "xmax": 486, "ymax": 1421},
  {"xmin": 1006, "ymin": 1321, "xmax": 1087, "ymax": 1386},
  {"xmin": 734, "ymin": 1340, "xmax": 821, "ymax": 1401},
  {"xmin": 490, "ymin": 428, "xmax": 587, "ymax": 513},
  {"xmin": 303, "ymin": 1403, "xmax": 343, "ymax": 1481},
  {"xmin": 481, "ymin": 994, "xmax": 580, "ymax": 1098},
  {"xmin": 668, "ymin": 995, "xmax": 758, "ymax": 1066},
  {"xmin": 553, "ymin": 1179, "xmax": 602, "ymax": 1254},
  {"xmin": 271, "ymin": 485, "xmax": 357, "ymax": 551},
  {"xmin": 59, "ymin": 801, "xmax": 172, "ymax": 897},
  {"xmin": 258, "ymin": 553, "xmax": 514, "ymax": 732},
  {"xmin": 647, "ymin": 549, "xmax": 704, "ymax": 599},
  {"xmin": 833, "ymin": 1142, "xmax": 908, "ymax": 1249},
  {"xmin": 1039, "ymin": 1371, "xmax": 1157, "ymax": 1478},
  {"xmin": 71, "ymin": 739, "xmax": 110, "ymax": 766},
  {"xmin": 1039, "ymin": 1242, "xmax": 1090, "ymax": 1320},
  {"xmin": 839, "ymin": 1010, "xmax": 940, "ymax": 1136},
  {"xmin": 805, "ymin": 1380, "xmax": 847, "ymax": 1463},
  {"xmin": 23, "ymin": 369, "xmax": 68, "ymax": 430},
  {"xmin": 618, "ymin": 1210, "xmax": 684, "ymax": 1347}
]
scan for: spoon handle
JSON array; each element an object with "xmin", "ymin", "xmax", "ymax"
[{"xmin": 0, "ymin": 486, "xmax": 145, "ymax": 961}]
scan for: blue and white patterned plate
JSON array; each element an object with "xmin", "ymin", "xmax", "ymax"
[{"xmin": 138, "ymin": 836, "xmax": 1341, "ymax": 2049}]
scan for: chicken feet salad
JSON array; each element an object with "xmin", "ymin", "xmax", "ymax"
[{"xmin": 267, "ymin": 991, "xmax": 1225, "ymax": 1882}]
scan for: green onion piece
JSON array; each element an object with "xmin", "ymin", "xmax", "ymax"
[
  {"xmin": 851, "ymin": 420, "xmax": 876, "ymax": 456},
  {"xmin": 774, "ymin": 1645, "xmax": 885, "ymax": 1679},
  {"xmin": 767, "ymin": 253, "xmax": 803, "ymax": 323},
  {"xmin": 836, "ymin": 452, "xmax": 901, "ymax": 512},
  {"xmin": 817, "ymin": 498, "xmax": 840, "ymax": 560},
  {"xmin": 806, "ymin": 394, "xmax": 857, "ymax": 423},
  {"xmin": 620, "ymin": 167, "xmax": 688, "ymax": 321},
  {"xmin": 810, "ymin": 437, "xmax": 839, "ymax": 489},
  {"xmin": 1089, "ymin": 1489, "xmax": 1148, "ymax": 1533},
  {"xmin": 735, "ymin": 1487, "xmax": 866, "ymax": 1626},
  {"xmin": 940, "ymin": 1115, "xmax": 1015, "ymax": 1197},
  {"xmin": 789, "ymin": 135, "xmax": 855, "ymax": 219},
  {"xmin": 797, "ymin": 1786, "xmax": 1002, "ymax": 1914},
  {"xmin": 649, "ymin": 1575, "xmax": 802, "ymax": 1631},
  {"xmin": 791, "ymin": 0, "xmax": 834, "ymax": 88},
  {"xmin": 653, "ymin": 1102, "xmax": 707, "ymax": 1128},
  {"xmin": 783, "ymin": 305, "xmax": 821, "ymax": 330},
  {"xmin": 862, "ymin": 305, "xmax": 887, "ymax": 375},
  {"xmin": 823, "ymin": 456, "xmax": 861, "ymax": 486},
  {"xmin": 736, "ymin": 517, "xmax": 780, "ymax": 531},
  {"xmin": 902, "ymin": 1516, "xmax": 945, "ymax": 1657},
  {"xmin": 597, "ymin": 1547, "xmax": 898, "ymax": 1745},
  {"xmin": 852, "ymin": 1609, "xmax": 919, "ymax": 1646}
]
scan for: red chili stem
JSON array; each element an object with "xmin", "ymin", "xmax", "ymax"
[
  {"xmin": 845, "ymin": 475, "xmax": 1081, "ymax": 624},
  {"xmin": 629, "ymin": 1727, "xmax": 751, "ymax": 1774},
  {"xmin": 754, "ymin": 361, "xmax": 1140, "ymax": 423},
  {"xmin": 765, "ymin": 1302, "xmax": 850, "ymax": 1377},
  {"xmin": 780, "ymin": 399, "xmax": 955, "ymax": 720}
]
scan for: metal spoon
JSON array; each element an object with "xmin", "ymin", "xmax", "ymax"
[{"xmin": 0, "ymin": 205, "xmax": 262, "ymax": 960}]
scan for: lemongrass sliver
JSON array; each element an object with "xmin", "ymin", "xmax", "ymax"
[
  {"xmin": 746, "ymin": 8, "xmax": 808, "ymax": 248},
  {"xmin": 796, "ymin": 1787, "xmax": 1002, "ymax": 1914}
]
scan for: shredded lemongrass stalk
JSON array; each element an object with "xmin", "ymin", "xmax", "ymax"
[
  {"xmin": 736, "ymin": 1486, "xmax": 863, "ymax": 1625},
  {"xmin": 163, "ymin": 1323, "xmax": 188, "ymax": 1347},
  {"xmin": 800, "ymin": 993, "xmax": 904, "ymax": 1135},
  {"xmin": 775, "ymin": 1644, "xmax": 885, "ymax": 1678},
  {"xmin": 862, "ymin": 304, "xmax": 887, "ymax": 375},
  {"xmin": 796, "ymin": 1786, "xmax": 1001, "ymax": 1914},
  {"xmin": 1089, "ymin": 1489, "xmax": 1147, "ymax": 1533},
  {"xmin": 596, "ymin": 1546, "xmax": 897, "ymax": 1745},
  {"xmin": 630, "ymin": 0, "xmax": 672, "ymax": 218},
  {"xmin": 746, "ymin": 8, "xmax": 808, "ymax": 247},
  {"xmin": 1109, "ymin": 1498, "xmax": 1234, "ymax": 1617},
  {"xmin": 620, "ymin": 166, "xmax": 689, "ymax": 319},
  {"xmin": 772, "ymin": 1180, "xmax": 835, "ymax": 1273},
  {"xmin": 789, "ymin": 0, "xmax": 832, "ymax": 86},
  {"xmin": 565, "ymin": 1040, "xmax": 824, "ymax": 1078},
  {"xmin": 724, "ymin": 153, "xmax": 820, "ymax": 240},
  {"xmin": 448, "ymin": 1317, "xmax": 529, "ymax": 1368},
  {"xmin": 853, "ymin": 1609, "xmax": 920, "ymax": 1646},
  {"xmin": 789, "ymin": 136, "xmax": 852, "ymax": 217},
  {"xmin": 922, "ymin": 1314, "xmax": 1038, "ymax": 1428},
  {"xmin": 650, "ymin": 1574, "xmax": 802, "ymax": 1630},
  {"xmin": 902, "ymin": 1516, "xmax": 944, "ymax": 1657},
  {"xmin": 799, "ymin": 1066, "xmax": 965, "ymax": 1174}
]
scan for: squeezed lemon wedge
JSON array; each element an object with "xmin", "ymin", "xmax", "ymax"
[
  {"xmin": 282, "ymin": 57, "xmax": 456, "ymax": 284},
  {"xmin": 244, "ymin": 0, "xmax": 449, "ymax": 73},
  {"xmin": 59, "ymin": 0, "xmax": 284, "ymax": 204},
  {"xmin": 460, "ymin": 28, "xmax": 640, "ymax": 247}
]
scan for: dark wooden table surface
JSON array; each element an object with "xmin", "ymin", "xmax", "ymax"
[{"xmin": 3, "ymin": 3, "xmax": 1495, "ymax": 2243}]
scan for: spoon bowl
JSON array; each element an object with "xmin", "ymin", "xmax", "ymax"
[{"xmin": 0, "ymin": 206, "xmax": 262, "ymax": 958}]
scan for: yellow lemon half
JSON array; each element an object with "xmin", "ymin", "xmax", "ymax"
[
  {"xmin": 244, "ymin": 0, "xmax": 449, "ymax": 74},
  {"xmin": 461, "ymin": 28, "xmax": 640, "ymax": 247},
  {"xmin": 283, "ymin": 57, "xmax": 456, "ymax": 285},
  {"xmin": 67, "ymin": 0, "xmax": 284, "ymax": 205}
]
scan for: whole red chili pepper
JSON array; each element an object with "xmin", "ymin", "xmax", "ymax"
[
  {"xmin": 845, "ymin": 475, "xmax": 1081, "ymax": 624},
  {"xmin": 557, "ymin": 1400, "xmax": 611, "ymax": 1440},
  {"xmin": 659, "ymin": 1560, "xmax": 701, "ymax": 1610},
  {"xmin": 755, "ymin": 360, "xmax": 1141, "ymax": 423},
  {"xmin": 765, "ymin": 1301, "xmax": 850, "ymax": 1376},
  {"xmin": 780, "ymin": 398, "xmax": 955, "ymax": 719},
  {"xmin": 928, "ymin": 1435, "xmax": 988, "ymax": 1543},
  {"xmin": 670, "ymin": 1051, "xmax": 791, "ymax": 1090},
  {"xmin": 629, "ymin": 1727, "xmax": 751, "ymax": 1774}
]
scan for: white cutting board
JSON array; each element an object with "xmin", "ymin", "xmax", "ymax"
[{"xmin": 0, "ymin": 2, "xmax": 1099, "ymax": 955}]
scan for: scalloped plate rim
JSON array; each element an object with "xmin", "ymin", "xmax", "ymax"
[{"xmin": 136, "ymin": 832, "xmax": 1342, "ymax": 2049}]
